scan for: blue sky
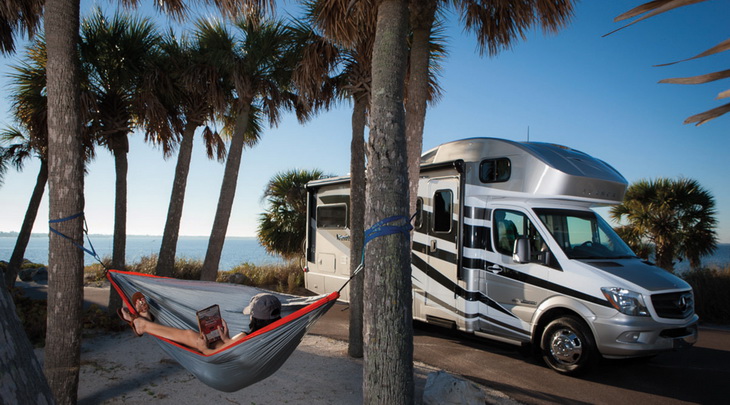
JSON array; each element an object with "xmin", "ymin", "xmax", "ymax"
[{"xmin": 1, "ymin": 0, "xmax": 729, "ymax": 244}]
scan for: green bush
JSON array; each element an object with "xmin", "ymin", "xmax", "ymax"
[
  {"xmin": 682, "ymin": 266, "xmax": 730, "ymax": 324},
  {"xmin": 219, "ymin": 261, "xmax": 306, "ymax": 294}
]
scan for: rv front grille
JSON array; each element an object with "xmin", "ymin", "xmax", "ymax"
[{"xmin": 651, "ymin": 291, "xmax": 694, "ymax": 319}]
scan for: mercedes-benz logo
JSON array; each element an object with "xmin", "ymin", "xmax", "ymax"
[{"xmin": 676, "ymin": 293, "xmax": 692, "ymax": 311}]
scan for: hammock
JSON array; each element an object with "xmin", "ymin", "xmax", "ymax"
[{"xmin": 106, "ymin": 269, "xmax": 339, "ymax": 392}]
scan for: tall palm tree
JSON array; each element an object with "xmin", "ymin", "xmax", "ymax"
[
  {"xmin": 302, "ymin": 0, "xmax": 377, "ymax": 359},
  {"xmin": 610, "ymin": 177, "xmax": 718, "ymax": 272},
  {"xmin": 405, "ymin": 0, "xmax": 577, "ymax": 213},
  {"xmin": 43, "ymin": 0, "xmax": 86, "ymax": 401},
  {"xmin": 364, "ymin": 0, "xmax": 413, "ymax": 402},
  {"xmin": 79, "ymin": 9, "xmax": 167, "ymax": 280},
  {"xmin": 197, "ymin": 17, "xmax": 306, "ymax": 281},
  {"xmin": 154, "ymin": 33, "xmax": 228, "ymax": 277},
  {"xmin": 257, "ymin": 169, "xmax": 326, "ymax": 260}
]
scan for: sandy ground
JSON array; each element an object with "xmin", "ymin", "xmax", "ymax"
[{"xmin": 34, "ymin": 332, "xmax": 443, "ymax": 405}]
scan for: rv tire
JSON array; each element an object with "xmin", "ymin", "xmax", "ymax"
[{"xmin": 541, "ymin": 315, "xmax": 596, "ymax": 375}]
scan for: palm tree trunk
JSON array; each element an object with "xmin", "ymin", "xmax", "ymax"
[
  {"xmin": 44, "ymin": 0, "xmax": 85, "ymax": 402},
  {"xmin": 108, "ymin": 136, "xmax": 128, "ymax": 315},
  {"xmin": 201, "ymin": 103, "xmax": 252, "ymax": 281},
  {"xmin": 656, "ymin": 242, "xmax": 675, "ymax": 272},
  {"xmin": 405, "ymin": 0, "xmax": 436, "ymax": 217},
  {"xmin": 157, "ymin": 123, "xmax": 197, "ymax": 277},
  {"xmin": 364, "ymin": 1, "xmax": 413, "ymax": 403},
  {"xmin": 348, "ymin": 94, "xmax": 367, "ymax": 359},
  {"xmin": 5, "ymin": 159, "xmax": 48, "ymax": 288},
  {"xmin": 0, "ymin": 281, "xmax": 55, "ymax": 403}
]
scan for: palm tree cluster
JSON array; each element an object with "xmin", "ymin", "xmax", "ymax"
[{"xmin": 611, "ymin": 177, "xmax": 718, "ymax": 272}]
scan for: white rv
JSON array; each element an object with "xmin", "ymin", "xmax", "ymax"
[{"xmin": 303, "ymin": 138, "xmax": 698, "ymax": 374}]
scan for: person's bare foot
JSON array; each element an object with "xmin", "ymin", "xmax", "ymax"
[
  {"xmin": 132, "ymin": 292, "xmax": 153, "ymax": 321},
  {"xmin": 117, "ymin": 307, "xmax": 142, "ymax": 337}
]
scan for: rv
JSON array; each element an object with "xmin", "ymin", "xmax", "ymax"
[{"xmin": 303, "ymin": 137, "xmax": 698, "ymax": 374}]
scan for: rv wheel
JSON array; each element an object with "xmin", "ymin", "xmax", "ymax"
[{"xmin": 541, "ymin": 316, "xmax": 597, "ymax": 375}]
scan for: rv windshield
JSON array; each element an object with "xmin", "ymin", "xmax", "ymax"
[{"xmin": 534, "ymin": 209, "xmax": 636, "ymax": 260}]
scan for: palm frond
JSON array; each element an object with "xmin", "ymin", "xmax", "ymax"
[
  {"xmin": 683, "ymin": 102, "xmax": 730, "ymax": 126},
  {"xmin": 605, "ymin": 0, "xmax": 705, "ymax": 37},
  {"xmin": 655, "ymin": 38, "xmax": 730, "ymax": 67}
]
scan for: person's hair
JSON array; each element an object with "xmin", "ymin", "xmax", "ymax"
[{"xmin": 249, "ymin": 316, "xmax": 281, "ymax": 333}]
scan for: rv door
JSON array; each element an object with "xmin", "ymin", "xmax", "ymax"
[{"xmin": 421, "ymin": 177, "xmax": 461, "ymax": 323}]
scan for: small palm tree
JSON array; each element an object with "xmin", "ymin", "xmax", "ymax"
[
  {"xmin": 198, "ymin": 16, "xmax": 307, "ymax": 281},
  {"xmin": 610, "ymin": 177, "xmax": 718, "ymax": 272},
  {"xmin": 257, "ymin": 169, "xmax": 327, "ymax": 260}
]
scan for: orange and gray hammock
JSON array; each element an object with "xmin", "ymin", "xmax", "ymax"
[{"xmin": 106, "ymin": 269, "xmax": 339, "ymax": 392}]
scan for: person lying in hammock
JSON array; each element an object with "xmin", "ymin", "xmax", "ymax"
[{"xmin": 118, "ymin": 292, "xmax": 281, "ymax": 355}]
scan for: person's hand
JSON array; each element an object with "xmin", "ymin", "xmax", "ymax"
[
  {"xmin": 218, "ymin": 319, "xmax": 230, "ymax": 343},
  {"xmin": 196, "ymin": 332, "xmax": 209, "ymax": 353}
]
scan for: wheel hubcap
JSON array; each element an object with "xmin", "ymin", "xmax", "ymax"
[{"xmin": 549, "ymin": 328, "xmax": 583, "ymax": 365}]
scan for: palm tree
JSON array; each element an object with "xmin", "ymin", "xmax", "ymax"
[
  {"xmin": 43, "ymin": 0, "xmax": 87, "ymax": 401},
  {"xmin": 154, "ymin": 33, "xmax": 228, "ymax": 277},
  {"xmin": 364, "ymin": 0, "xmax": 413, "ymax": 402},
  {"xmin": 1, "ymin": 128, "xmax": 47, "ymax": 288},
  {"xmin": 198, "ymin": 17, "xmax": 306, "ymax": 281},
  {"xmin": 301, "ymin": 0, "xmax": 377, "ymax": 359},
  {"xmin": 608, "ymin": 0, "xmax": 729, "ymax": 125},
  {"xmin": 610, "ymin": 177, "xmax": 718, "ymax": 272},
  {"xmin": 405, "ymin": 0, "xmax": 576, "ymax": 213},
  {"xmin": 79, "ymin": 9, "xmax": 167, "ymax": 278},
  {"xmin": 257, "ymin": 169, "xmax": 326, "ymax": 260}
]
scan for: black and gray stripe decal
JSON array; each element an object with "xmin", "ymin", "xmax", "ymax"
[
  {"xmin": 411, "ymin": 245, "xmax": 613, "ymax": 318},
  {"xmin": 411, "ymin": 249, "xmax": 514, "ymax": 318}
]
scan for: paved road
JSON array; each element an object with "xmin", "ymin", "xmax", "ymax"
[{"xmin": 310, "ymin": 301, "xmax": 730, "ymax": 405}]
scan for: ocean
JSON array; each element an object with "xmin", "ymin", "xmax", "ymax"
[
  {"xmin": 1, "ymin": 234, "xmax": 728, "ymax": 272},
  {"xmin": 0, "ymin": 234, "xmax": 284, "ymax": 271}
]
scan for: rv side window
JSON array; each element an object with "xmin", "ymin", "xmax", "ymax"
[
  {"xmin": 433, "ymin": 190, "xmax": 452, "ymax": 233},
  {"xmin": 493, "ymin": 209, "xmax": 548, "ymax": 262},
  {"xmin": 480, "ymin": 158, "xmax": 511, "ymax": 183},
  {"xmin": 317, "ymin": 204, "xmax": 347, "ymax": 228}
]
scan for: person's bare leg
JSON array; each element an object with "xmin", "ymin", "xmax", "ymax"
[
  {"xmin": 134, "ymin": 318, "xmax": 200, "ymax": 348},
  {"xmin": 119, "ymin": 308, "xmax": 200, "ymax": 349}
]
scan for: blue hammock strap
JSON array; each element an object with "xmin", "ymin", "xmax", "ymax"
[
  {"xmin": 48, "ymin": 212, "xmax": 105, "ymax": 268},
  {"xmin": 338, "ymin": 213, "xmax": 415, "ymax": 293}
]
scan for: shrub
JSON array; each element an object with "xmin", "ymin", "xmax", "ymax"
[
  {"xmin": 219, "ymin": 261, "xmax": 306, "ymax": 294},
  {"xmin": 682, "ymin": 266, "xmax": 730, "ymax": 324}
]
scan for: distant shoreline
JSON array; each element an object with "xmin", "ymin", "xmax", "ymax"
[{"xmin": 0, "ymin": 232, "xmax": 258, "ymax": 239}]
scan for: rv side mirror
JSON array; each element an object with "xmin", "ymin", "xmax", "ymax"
[{"xmin": 513, "ymin": 237, "xmax": 531, "ymax": 263}]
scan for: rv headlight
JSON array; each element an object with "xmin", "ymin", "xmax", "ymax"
[{"xmin": 601, "ymin": 287, "xmax": 649, "ymax": 317}]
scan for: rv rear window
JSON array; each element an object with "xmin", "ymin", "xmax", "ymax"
[
  {"xmin": 317, "ymin": 204, "xmax": 347, "ymax": 228},
  {"xmin": 480, "ymin": 158, "xmax": 511, "ymax": 183}
]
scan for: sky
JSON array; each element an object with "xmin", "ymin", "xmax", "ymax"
[{"xmin": 0, "ymin": 1, "xmax": 729, "ymax": 244}]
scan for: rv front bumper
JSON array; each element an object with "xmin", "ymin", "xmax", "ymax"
[{"xmin": 592, "ymin": 313, "xmax": 699, "ymax": 359}]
